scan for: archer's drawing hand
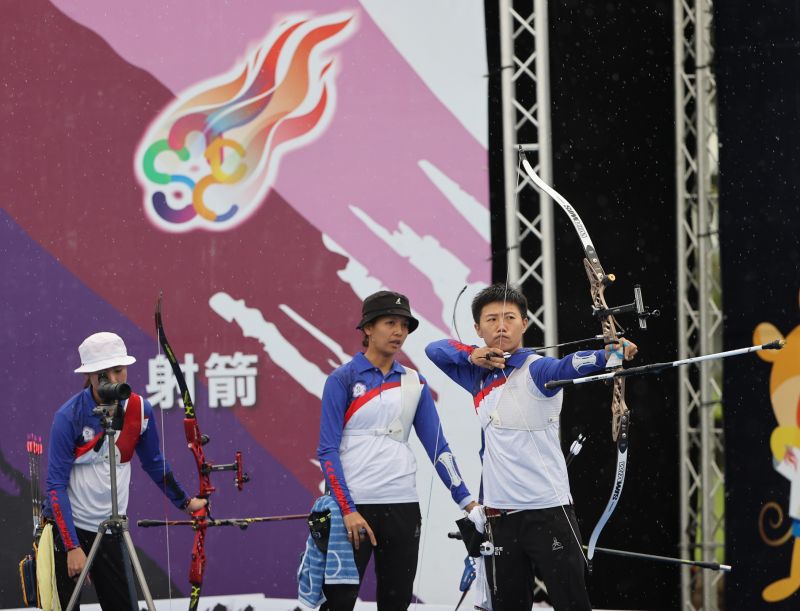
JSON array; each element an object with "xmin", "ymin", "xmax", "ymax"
[{"xmin": 469, "ymin": 347, "xmax": 507, "ymax": 370}]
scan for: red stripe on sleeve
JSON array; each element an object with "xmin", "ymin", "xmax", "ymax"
[
  {"xmin": 324, "ymin": 461, "xmax": 352, "ymax": 514},
  {"xmin": 49, "ymin": 490, "xmax": 76, "ymax": 549},
  {"xmin": 448, "ymin": 340, "xmax": 475, "ymax": 354}
]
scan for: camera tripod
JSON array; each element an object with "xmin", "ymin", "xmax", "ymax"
[{"xmin": 65, "ymin": 402, "xmax": 157, "ymax": 611}]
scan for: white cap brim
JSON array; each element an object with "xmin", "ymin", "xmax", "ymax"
[{"xmin": 75, "ymin": 355, "xmax": 137, "ymax": 374}]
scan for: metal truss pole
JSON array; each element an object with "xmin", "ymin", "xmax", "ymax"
[
  {"xmin": 676, "ymin": 0, "xmax": 722, "ymax": 607},
  {"xmin": 499, "ymin": 0, "xmax": 557, "ymax": 354}
]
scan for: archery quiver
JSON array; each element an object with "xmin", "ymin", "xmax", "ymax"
[
  {"xmin": 19, "ymin": 433, "xmax": 43, "ymax": 607},
  {"xmin": 18, "ymin": 542, "xmax": 40, "ymax": 608}
]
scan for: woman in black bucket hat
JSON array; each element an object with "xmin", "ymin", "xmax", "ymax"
[{"xmin": 315, "ymin": 291, "xmax": 477, "ymax": 611}]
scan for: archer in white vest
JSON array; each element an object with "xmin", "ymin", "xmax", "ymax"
[
  {"xmin": 317, "ymin": 291, "xmax": 477, "ymax": 611},
  {"xmin": 426, "ymin": 284, "xmax": 638, "ymax": 611}
]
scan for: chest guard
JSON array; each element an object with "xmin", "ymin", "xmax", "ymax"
[
  {"xmin": 342, "ymin": 366, "xmax": 422, "ymax": 443},
  {"xmin": 73, "ymin": 393, "xmax": 144, "ymax": 464},
  {"xmin": 485, "ymin": 355, "xmax": 562, "ymax": 431}
]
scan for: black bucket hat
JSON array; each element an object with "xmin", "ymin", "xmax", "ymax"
[{"xmin": 357, "ymin": 291, "xmax": 420, "ymax": 333}]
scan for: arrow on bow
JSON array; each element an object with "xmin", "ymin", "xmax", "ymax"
[
  {"xmin": 517, "ymin": 147, "xmax": 659, "ymax": 566},
  {"xmin": 154, "ymin": 293, "xmax": 250, "ymax": 611}
]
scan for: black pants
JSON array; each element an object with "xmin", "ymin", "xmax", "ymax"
[
  {"xmin": 53, "ymin": 525, "xmax": 137, "ymax": 611},
  {"xmin": 321, "ymin": 503, "xmax": 421, "ymax": 611},
  {"xmin": 485, "ymin": 506, "xmax": 592, "ymax": 611}
]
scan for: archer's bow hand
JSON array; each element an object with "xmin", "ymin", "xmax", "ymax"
[
  {"xmin": 605, "ymin": 338, "xmax": 639, "ymax": 363},
  {"xmin": 184, "ymin": 497, "xmax": 208, "ymax": 515}
]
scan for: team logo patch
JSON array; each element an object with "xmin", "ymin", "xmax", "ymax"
[
  {"xmin": 352, "ymin": 382, "xmax": 367, "ymax": 398},
  {"xmin": 82, "ymin": 426, "xmax": 95, "ymax": 442},
  {"xmin": 571, "ymin": 352, "xmax": 598, "ymax": 373}
]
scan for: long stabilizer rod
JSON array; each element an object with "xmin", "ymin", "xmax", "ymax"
[
  {"xmin": 587, "ymin": 545, "xmax": 732, "ymax": 572},
  {"xmin": 544, "ymin": 340, "xmax": 785, "ymax": 390},
  {"xmin": 138, "ymin": 513, "xmax": 307, "ymax": 530},
  {"xmin": 446, "ymin": 530, "xmax": 730, "ymax": 572}
]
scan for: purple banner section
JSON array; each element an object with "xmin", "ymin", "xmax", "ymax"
[{"xmin": 1, "ymin": 209, "xmax": 315, "ymax": 598}]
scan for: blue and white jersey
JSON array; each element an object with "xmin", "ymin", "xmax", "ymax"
[
  {"xmin": 425, "ymin": 340, "xmax": 608, "ymax": 509},
  {"xmin": 43, "ymin": 386, "xmax": 189, "ymax": 549},
  {"xmin": 317, "ymin": 352, "xmax": 474, "ymax": 514}
]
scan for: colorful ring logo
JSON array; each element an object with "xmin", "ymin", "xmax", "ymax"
[{"xmin": 135, "ymin": 13, "xmax": 355, "ymax": 232}]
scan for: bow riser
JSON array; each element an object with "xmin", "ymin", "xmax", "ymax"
[{"xmin": 584, "ymin": 258, "xmax": 629, "ymax": 442}]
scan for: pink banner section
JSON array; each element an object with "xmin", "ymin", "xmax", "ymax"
[{"xmin": 1, "ymin": 0, "xmax": 489, "ymax": 605}]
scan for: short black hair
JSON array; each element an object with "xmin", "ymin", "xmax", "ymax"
[{"xmin": 471, "ymin": 283, "xmax": 528, "ymax": 323}]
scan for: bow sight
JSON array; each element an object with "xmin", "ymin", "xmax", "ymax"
[{"xmin": 591, "ymin": 284, "xmax": 660, "ymax": 330}]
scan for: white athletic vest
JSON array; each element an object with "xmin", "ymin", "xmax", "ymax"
[
  {"xmin": 484, "ymin": 355, "xmax": 562, "ymax": 431},
  {"xmin": 341, "ymin": 366, "xmax": 422, "ymax": 443}
]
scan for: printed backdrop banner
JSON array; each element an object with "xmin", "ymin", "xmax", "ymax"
[
  {"xmin": 716, "ymin": 2, "xmax": 800, "ymax": 609},
  {"xmin": 0, "ymin": 0, "xmax": 489, "ymax": 605}
]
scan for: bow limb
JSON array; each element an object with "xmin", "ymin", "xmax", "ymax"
[
  {"xmin": 188, "ymin": 523, "xmax": 207, "ymax": 611},
  {"xmin": 586, "ymin": 408, "xmax": 629, "ymax": 562}
]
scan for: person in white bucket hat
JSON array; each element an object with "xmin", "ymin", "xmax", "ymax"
[
  {"xmin": 73, "ymin": 331, "xmax": 137, "ymax": 374},
  {"xmin": 41, "ymin": 332, "xmax": 206, "ymax": 610}
]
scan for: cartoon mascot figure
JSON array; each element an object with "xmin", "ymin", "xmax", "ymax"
[{"xmin": 756, "ymin": 290, "xmax": 800, "ymax": 603}]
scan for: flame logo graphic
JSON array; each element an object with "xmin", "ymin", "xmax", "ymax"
[{"xmin": 135, "ymin": 13, "xmax": 355, "ymax": 232}]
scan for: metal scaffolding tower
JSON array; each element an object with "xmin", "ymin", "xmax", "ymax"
[
  {"xmin": 498, "ymin": 0, "xmax": 557, "ymax": 352},
  {"xmin": 675, "ymin": 0, "xmax": 723, "ymax": 609}
]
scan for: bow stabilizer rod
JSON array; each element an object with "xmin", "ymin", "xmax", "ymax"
[
  {"xmin": 138, "ymin": 513, "xmax": 308, "ymax": 530},
  {"xmin": 544, "ymin": 339, "xmax": 786, "ymax": 390},
  {"xmin": 585, "ymin": 545, "xmax": 732, "ymax": 572},
  {"xmin": 447, "ymin": 530, "xmax": 729, "ymax": 572}
]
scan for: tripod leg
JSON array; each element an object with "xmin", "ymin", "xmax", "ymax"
[
  {"xmin": 121, "ymin": 530, "xmax": 157, "ymax": 611},
  {"xmin": 65, "ymin": 527, "xmax": 105, "ymax": 611},
  {"xmin": 119, "ymin": 532, "xmax": 139, "ymax": 611}
]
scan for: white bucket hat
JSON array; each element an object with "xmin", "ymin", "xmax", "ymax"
[{"xmin": 74, "ymin": 332, "xmax": 136, "ymax": 373}]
